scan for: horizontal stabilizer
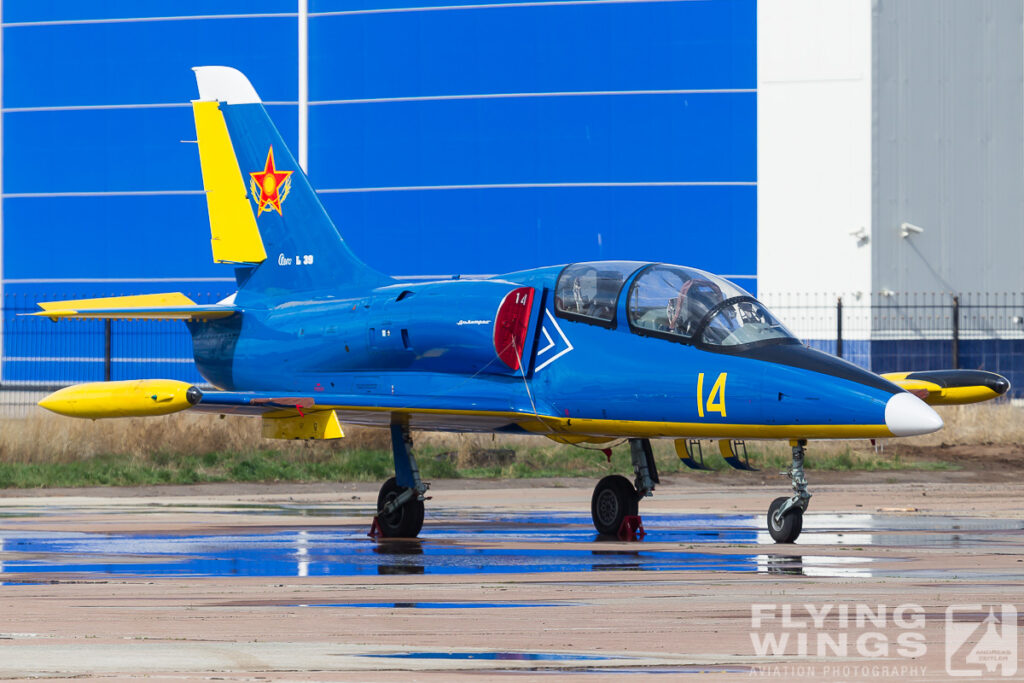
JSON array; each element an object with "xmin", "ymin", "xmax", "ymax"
[
  {"xmin": 29, "ymin": 293, "xmax": 237, "ymax": 321},
  {"xmin": 881, "ymin": 370, "xmax": 1010, "ymax": 405}
]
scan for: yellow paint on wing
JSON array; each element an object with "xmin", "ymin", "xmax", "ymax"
[
  {"xmin": 881, "ymin": 372, "xmax": 1001, "ymax": 405},
  {"xmin": 32, "ymin": 309, "xmax": 234, "ymax": 321},
  {"xmin": 926, "ymin": 385, "xmax": 1001, "ymax": 406},
  {"xmin": 192, "ymin": 100, "xmax": 267, "ymax": 264},
  {"xmin": 37, "ymin": 292, "xmax": 196, "ymax": 311},
  {"xmin": 262, "ymin": 410, "xmax": 344, "ymax": 440},
  {"xmin": 29, "ymin": 292, "xmax": 234, "ymax": 321}
]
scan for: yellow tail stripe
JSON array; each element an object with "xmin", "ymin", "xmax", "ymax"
[{"xmin": 192, "ymin": 100, "xmax": 267, "ymax": 264}]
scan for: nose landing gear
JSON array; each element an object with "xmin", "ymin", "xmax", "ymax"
[
  {"xmin": 591, "ymin": 474, "xmax": 638, "ymax": 535},
  {"xmin": 767, "ymin": 439, "xmax": 811, "ymax": 543},
  {"xmin": 590, "ymin": 438, "xmax": 658, "ymax": 536}
]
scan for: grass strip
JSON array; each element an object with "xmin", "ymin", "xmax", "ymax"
[{"xmin": 0, "ymin": 443, "xmax": 955, "ymax": 489}]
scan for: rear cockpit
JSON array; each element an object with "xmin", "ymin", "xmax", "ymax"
[
  {"xmin": 554, "ymin": 261, "xmax": 798, "ymax": 352},
  {"xmin": 552, "ymin": 261, "xmax": 642, "ymax": 328}
]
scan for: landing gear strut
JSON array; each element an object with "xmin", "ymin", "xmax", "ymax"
[
  {"xmin": 590, "ymin": 438, "xmax": 659, "ymax": 535},
  {"xmin": 373, "ymin": 423, "xmax": 429, "ymax": 538},
  {"xmin": 767, "ymin": 439, "xmax": 811, "ymax": 543}
]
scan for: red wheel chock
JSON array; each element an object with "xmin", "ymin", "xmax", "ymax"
[
  {"xmin": 367, "ymin": 516, "xmax": 382, "ymax": 539},
  {"xmin": 617, "ymin": 515, "xmax": 646, "ymax": 541}
]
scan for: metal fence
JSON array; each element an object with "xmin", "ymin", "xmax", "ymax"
[{"xmin": 2, "ymin": 290, "xmax": 1022, "ymax": 415}]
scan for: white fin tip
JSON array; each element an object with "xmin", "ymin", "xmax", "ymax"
[{"xmin": 192, "ymin": 66, "xmax": 261, "ymax": 105}]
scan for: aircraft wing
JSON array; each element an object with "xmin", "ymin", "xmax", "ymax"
[
  {"xmin": 192, "ymin": 390, "xmax": 551, "ymax": 436},
  {"xmin": 880, "ymin": 370, "xmax": 1009, "ymax": 405},
  {"xmin": 36, "ymin": 380, "xmax": 553, "ymax": 438},
  {"xmin": 28, "ymin": 293, "xmax": 238, "ymax": 321}
]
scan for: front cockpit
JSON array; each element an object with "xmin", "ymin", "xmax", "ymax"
[{"xmin": 554, "ymin": 261, "xmax": 798, "ymax": 353}]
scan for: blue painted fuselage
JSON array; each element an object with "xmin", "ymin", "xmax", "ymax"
[{"xmin": 187, "ymin": 262, "xmax": 901, "ymax": 439}]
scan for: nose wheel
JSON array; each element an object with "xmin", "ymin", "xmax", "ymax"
[
  {"xmin": 766, "ymin": 439, "xmax": 811, "ymax": 543},
  {"xmin": 590, "ymin": 439, "xmax": 657, "ymax": 536},
  {"xmin": 591, "ymin": 475, "xmax": 639, "ymax": 535},
  {"xmin": 767, "ymin": 496, "xmax": 803, "ymax": 543}
]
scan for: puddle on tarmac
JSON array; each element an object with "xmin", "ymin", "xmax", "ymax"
[
  {"xmin": 295, "ymin": 601, "xmax": 565, "ymax": 608},
  {"xmin": 0, "ymin": 509, "xmax": 1018, "ymax": 582},
  {"xmin": 420, "ymin": 511, "xmax": 1024, "ymax": 548},
  {"xmin": 360, "ymin": 652, "xmax": 613, "ymax": 661},
  {"xmin": 357, "ymin": 653, "xmax": 751, "ymax": 676},
  {"xmin": 0, "ymin": 530, "xmax": 769, "ymax": 579},
  {"xmin": 499, "ymin": 666, "xmax": 754, "ymax": 675}
]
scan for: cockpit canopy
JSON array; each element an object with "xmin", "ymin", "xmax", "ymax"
[
  {"xmin": 553, "ymin": 261, "xmax": 643, "ymax": 327},
  {"xmin": 555, "ymin": 261, "xmax": 798, "ymax": 351}
]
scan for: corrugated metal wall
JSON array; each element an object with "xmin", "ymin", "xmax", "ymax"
[
  {"xmin": 872, "ymin": 0, "xmax": 1024, "ymax": 294},
  {"xmin": 307, "ymin": 2, "xmax": 757, "ymax": 277},
  {"xmin": 1, "ymin": 0, "xmax": 757, "ymax": 386},
  {"xmin": 3, "ymin": 0, "xmax": 757, "ymax": 289}
]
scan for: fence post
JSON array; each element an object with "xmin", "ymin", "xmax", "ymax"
[
  {"xmin": 951, "ymin": 295, "xmax": 960, "ymax": 370},
  {"xmin": 104, "ymin": 319, "xmax": 112, "ymax": 381},
  {"xmin": 836, "ymin": 296, "xmax": 843, "ymax": 358}
]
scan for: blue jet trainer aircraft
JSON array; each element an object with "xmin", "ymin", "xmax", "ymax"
[{"xmin": 35, "ymin": 67, "xmax": 1009, "ymax": 543}]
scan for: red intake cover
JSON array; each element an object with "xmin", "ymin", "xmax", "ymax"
[{"xmin": 493, "ymin": 287, "xmax": 535, "ymax": 371}]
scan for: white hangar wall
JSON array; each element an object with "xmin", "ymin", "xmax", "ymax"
[{"xmin": 757, "ymin": 0, "xmax": 874, "ymax": 304}]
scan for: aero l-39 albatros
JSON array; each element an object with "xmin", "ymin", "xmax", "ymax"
[{"xmin": 34, "ymin": 67, "xmax": 1009, "ymax": 543}]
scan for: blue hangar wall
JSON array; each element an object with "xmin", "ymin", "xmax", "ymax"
[{"xmin": 1, "ymin": 0, "xmax": 757, "ymax": 386}]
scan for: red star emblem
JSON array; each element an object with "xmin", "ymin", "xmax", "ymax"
[{"xmin": 249, "ymin": 146, "xmax": 293, "ymax": 216}]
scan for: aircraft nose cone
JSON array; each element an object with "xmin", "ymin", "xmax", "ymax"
[{"xmin": 885, "ymin": 392, "xmax": 944, "ymax": 437}]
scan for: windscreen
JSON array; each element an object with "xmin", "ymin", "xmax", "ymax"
[
  {"xmin": 628, "ymin": 265, "xmax": 746, "ymax": 339},
  {"xmin": 698, "ymin": 297, "xmax": 797, "ymax": 348},
  {"xmin": 628, "ymin": 264, "xmax": 798, "ymax": 350}
]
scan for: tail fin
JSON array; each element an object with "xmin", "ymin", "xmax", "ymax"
[{"xmin": 191, "ymin": 66, "xmax": 391, "ymax": 302}]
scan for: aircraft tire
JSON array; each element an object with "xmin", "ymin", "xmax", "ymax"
[
  {"xmin": 591, "ymin": 474, "xmax": 639, "ymax": 535},
  {"xmin": 767, "ymin": 496, "xmax": 803, "ymax": 543},
  {"xmin": 376, "ymin": 477, "xmax": 425, "ymax": 538}
]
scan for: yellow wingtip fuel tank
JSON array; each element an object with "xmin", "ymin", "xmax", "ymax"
[{"xmin": 38, "ymin": 380, "xmax": 201, "ymax": 419}]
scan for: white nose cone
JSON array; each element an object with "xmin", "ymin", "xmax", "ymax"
[{"xmin": 885, "ymin": 392, "xmax": 944, "ymax": 436}]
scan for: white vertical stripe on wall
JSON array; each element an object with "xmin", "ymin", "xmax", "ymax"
[{"xmin": 298, "ymin": 0, "xmax": 309, "ymax": 172}]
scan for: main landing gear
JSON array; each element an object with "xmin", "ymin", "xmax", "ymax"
[
  {"xmin": 372, "ymin": 423, "xmax": 429, "ymax": 538},
  {"xmin": 370, "ymin": 428, "xmax": 810, "ymax": 543},
  {"xmin": 767, "ymin": 439, "xmax": 811, "ymax": 543},
  {"xmin": 590, "ymin": 438, "xmax": 659, "ymax": 536}
]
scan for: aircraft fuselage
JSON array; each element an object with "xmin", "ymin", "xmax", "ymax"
[{"xmin": 188, "ymin": 262, "xmax": 935, "ymax": 441}]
